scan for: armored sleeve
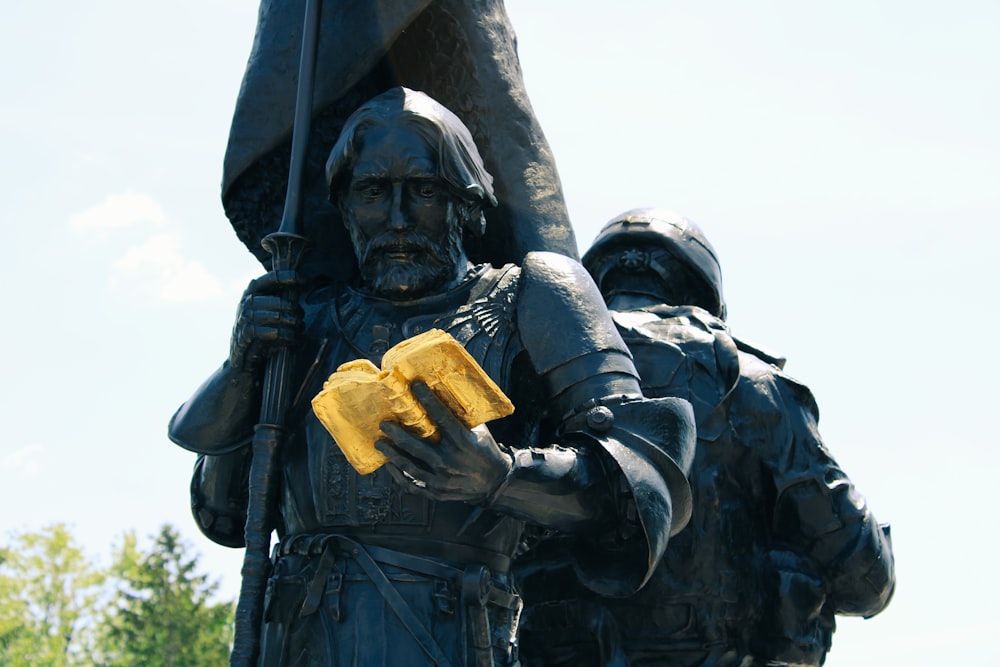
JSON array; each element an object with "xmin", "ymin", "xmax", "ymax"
[
  {"xmin": 168, "ymin": 362, "xmax": 261, "ymax": 455},
  {"xmin": 736, "ymin": 356, "xmax": 895, "ymax": 617},
  {"xmin": 511, "ymin": 252, "xmax": 696, "ymax": 594}
]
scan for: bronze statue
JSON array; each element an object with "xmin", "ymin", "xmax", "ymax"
[
  {"xmin": 517, "ymin": 208, "xmax": 896, "ymax": 667},
  {"xmin": 169, "ymin": 93, "xmax": 694, "ymax": 666}
]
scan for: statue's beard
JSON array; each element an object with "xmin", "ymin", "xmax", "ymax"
[{"xmin": 354, "ymin": 228, "xmax": 466, "ymax": 299}]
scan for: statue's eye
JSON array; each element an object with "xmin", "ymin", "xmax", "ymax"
[
  {"xmin": 417, "ymin": 182, "xmax": 438, "ymax": 199},
  {"xmin": 352, "ymin": 179, "xmax": 385, "ymax": 200}
]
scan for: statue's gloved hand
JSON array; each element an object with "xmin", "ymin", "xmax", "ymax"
[
  {"xmin": 376, "ymin": 382, "xmax": 514, "ymax": 504},
  {"xmin": 229, "ymin": 270, "xmax": 304, "ymax": 373}
]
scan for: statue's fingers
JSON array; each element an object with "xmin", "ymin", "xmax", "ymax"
[
  {"xmin": 242, "ymin": 295, "xmax": 301, "ymax": 342},
  {"xmin": 374, "ymin": 438, "xmax": 417, "ymax": 471},
  {"xmin": 246, "ymin": 269, "xmax": 303, "ymax": 295},
  {"xmin": 378, "ymin": 456, "xmax": 408, "ymax": 483},
  {"xmin": 244, "ymin": 324, "xmax": 288, "ymax": 344},
  {"xmin": 252, "ymin": 315, "xmax": 302, "ymax": 342},
  {"xmin": 245, "ymin": 295, "xmax": 301, "ymax": 320},
  {"xmin": 381, "ymin": 461, "xmax": 433, "ymax": 497},
  {"xmin": 378, "ymin": 442, "xmax": 468, "ymax": 501},
  {"xmin": 410, "ymin": 382, "xmax": 465, "ymax": 435},
  {"xmin": 379, "ymin": 422, "xmax": 445, "ymax": 469}
]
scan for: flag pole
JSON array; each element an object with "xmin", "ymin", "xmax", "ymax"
[{"xmin": 230, "ymin": 0, "xmax": 321, "ymax": 664}]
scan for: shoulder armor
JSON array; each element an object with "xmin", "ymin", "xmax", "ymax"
[
  {"xmin": 518, "ymin": 251, "xmax": 633, "ymax": 375},
  {"xmin": 736, "ymin": 351, "xmax": 819, "ymax": 419},
  {"xmin": 775, "ymin": 371, "xmax": 820, "ymax": 422}
]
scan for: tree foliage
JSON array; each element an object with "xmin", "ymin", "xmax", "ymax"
[
  {"xmin": 99, "ymin": 524, "xmax": 234, "ymax": 666},
  {"xmin": 0, "ymin": 524, "xmax": 234, "ymax": 667},
  {"xmin": 0, "ymin": 523, "xmax": 105, "ymax": 666}
]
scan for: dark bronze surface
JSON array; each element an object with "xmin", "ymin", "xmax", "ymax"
[
  {"xmin": 170, "ymin": 92, "xmax": 693, "ymax": 666},
  {"xmin": 517, "ymin": 209, "xmax": 896, "ymax": 667},
  {"xmin": 167, "ymin": 3, "xmax": 896, "ymax": 663}
]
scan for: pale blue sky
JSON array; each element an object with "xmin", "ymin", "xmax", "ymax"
[{"xmin": 2, "ymin": 2, "xmax": 998, "ymax": 664}]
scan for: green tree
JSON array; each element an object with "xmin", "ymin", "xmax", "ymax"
[
  {"xmin": 0, "ymin": 545, "xmax": 31, "ymax": 659},
  {"xmin": 0, "ymin": 523, "xmax": 106, "ymax": 667},
  {"xmin": 99, "ymin": 524, "xmax": 233, "ymax": 666}
]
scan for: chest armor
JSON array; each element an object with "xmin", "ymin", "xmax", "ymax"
[{"xmin": 283, "ymin": 266, "xmax": 524, "ymax": 538}]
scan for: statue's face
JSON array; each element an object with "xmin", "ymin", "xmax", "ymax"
[{"xmin": 341, "ymin": 123, "xmax": 466, "ymax": 299}]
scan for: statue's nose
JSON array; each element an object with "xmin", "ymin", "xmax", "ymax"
[{"xmin": 387, "ymin": 183, "xmax": 410, "ymax": 231}]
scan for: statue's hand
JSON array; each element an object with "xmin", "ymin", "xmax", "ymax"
[
  {"xmin": 376, "ymin": 382, "xmax": 514, "ymax": 504},
  {"xmin": 229, "ymin": 270, "xmax": 304, "ymax": 373}
]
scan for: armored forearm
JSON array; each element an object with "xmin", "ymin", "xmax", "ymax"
[
  {"xmin": 510, "ymin": 252, "xmax": 696, "ymax": 594},
  {"xmin": 487, "ymin": 443, "xmax": 618, "ymax": 532},
  {"xmin": 497, "ymin": 396, "xmax": 695, "ymax": 596},
  {"xmin": 774, "ymin": 478, "xmax": 895, "ymax": 617},
  {"xmin": 826, "ymin": 518, "xmax": 894, "ymax": 617}
]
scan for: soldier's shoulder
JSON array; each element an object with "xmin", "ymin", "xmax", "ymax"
[
  {"xmin": 614, "ymin": 306, "xmax": 740, "ymax": 429},
  {"xmin": 734, "ymin": 349, "xmax": 820, "ymax": 422},
  {"xmin": 613, "ymin": 305, "xmax": 734, "ymax": 357},
  {"xmin": 732, "ymin": 335, "xmax": 787, "ymax": 369}
]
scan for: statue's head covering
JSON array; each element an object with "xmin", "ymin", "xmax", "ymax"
[{"xmin": 583, "ymin": 208, "xmax": 726, "ymax": 320}]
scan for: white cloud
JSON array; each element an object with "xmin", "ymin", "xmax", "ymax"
[
  {"xmin": 0, "ymin": 446, "xmax": 42, "ymax": 477},
  {"xmin": 111, "ymin": 232, "xmax": 225, "ymax": 303},
  {"xmin": 66, "ymin": 192, "xmax": 229, "ymax": 303},
  {"xmin": 69, "ymin": 192, "xmax": 167, "ymax": 232}
]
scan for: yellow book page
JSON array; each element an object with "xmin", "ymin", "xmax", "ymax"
[{"xmin": 311, "ymin": 329, "xmax": 514, "ymax": 474}]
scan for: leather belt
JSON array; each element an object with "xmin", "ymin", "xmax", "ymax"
[
  {"xmin": 274, "ymin": 533, "xmax": 520, "ymax": 667},
  {"xmin": 279, "ymin": 532, "xmax": 512, "ymax": 573},
  {"xmin": 277, "ymin": 533, "xmax": 519, "ymax": 610}
]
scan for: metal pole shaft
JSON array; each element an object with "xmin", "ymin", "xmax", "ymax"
[{"xmin": 229, "ymin": 1, "xmax": 321, "ymax": 664}]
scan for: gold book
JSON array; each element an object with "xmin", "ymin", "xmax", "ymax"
[{"xmin": 311, "ymin": 329, "xmax": 515, "ymax": 474}]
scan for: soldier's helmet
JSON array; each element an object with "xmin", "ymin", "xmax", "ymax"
[{"xmin": 582, "ymin": 208, "xmax": 726, "ymax": 320}]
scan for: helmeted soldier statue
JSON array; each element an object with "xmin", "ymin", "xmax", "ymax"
[
  {"xmin": 169, "ymin": 94, "xmax": 694, "ymax": 667},
  {"xmin": 517, "ymin": 208, "xmax": 895, "ymax": 667}
]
